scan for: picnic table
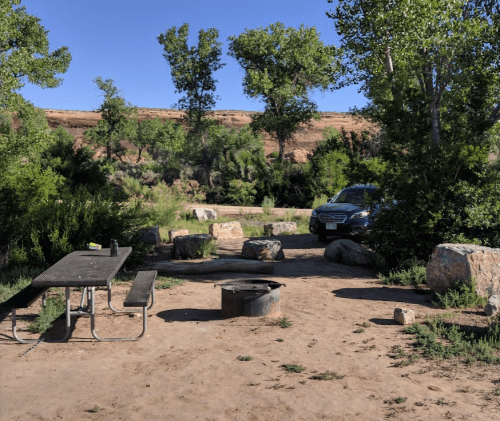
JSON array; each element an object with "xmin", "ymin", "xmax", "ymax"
[{"xmin": 3, "ymin": 247, "xmax": 157, "ymax": 343}]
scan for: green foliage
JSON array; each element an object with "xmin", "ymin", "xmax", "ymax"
[
  {"xmin": 311, "ymin": 194, "xmax": 329, "ymax": 209},
  {"xmin": 85, "ymin": 77, "xmax": 136, "ymax": 159},
  {"xmin": 155, "ymin": 276, "xmax": 184, "ymax": 290},
  {"xmin": 0, "ymin": 266, "xmax": 45, "ymax": 302},
  {"xmin": 330, "ymin": 0, "xmax": 500, "ymax": 269},
  {"xmin": 157, "ymin": 23, "xmax": 225, "ymax": 127},
  {"xmin": 281, "ymin": 364, "xmax": 305, "ymax": 373},
  {"xmin": 277, "ymin": 316, "xmax": 292, "ymax": 328},
  {"xmin": 224, "ymin": 179, "xmax": 256, "ymax": 206},
  {"xmin": 310, "ymin": 371, "xmax": 344, "ymax": 380},
  {"xmin": 404, "ymin": 316, "xmax": 500, "ymax": 364},
  {"xmin": 41, "ymin": 126, "xmax": 110, "ymax": 191},
  {"xmin": 0, "ymin": 0, "xmax": 71, "ymax": 109},
  {"xmin": 378, "ymin": 265, "xmax": 426, "ymax": 287},
  {"xmin": 195, "ymin": 238, "xmax": 218, "ymax": 259},
  {"xmin": 7, "ymin": 188, "xmax": 151, "ymax": 267},
  {"xmin": 237, "ymin": 356, "xmax": 253, "ymax": 361},
  {"xmin": 127, "ymin": 117, "xmax": 164, "ymax": 163},
  {"xmin": 27, "ymin": 291, "xmax": 65, "ymax": 333},
  {"xmin": 261, "ymin": 196, "xmax": 275, "ymax": 216},
  {"xmin": 433, "ymin": 279, "xmax": 488, "ymax": 309},
  {"xmin": 228, "ymin": 22, "xmax": 343, "ymax": 160}
]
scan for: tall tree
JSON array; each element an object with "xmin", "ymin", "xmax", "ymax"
[
  {"xmin": 0, "ymin": 0, "xmax": 71, "ymax": 110},
  {"xmin": 128, "ymin": 117, "xmax": 163, "ymax": 163},
  {"xmin": 328, "ymin": 0, "xmax": 500, "ymax": 147},
  {"xmin": 85, "ymin": 77, "xmax": 136, "ymax": 159},
  {"xmin": 328, "ymin": 0, "xmax": 500, "ymax": 267},
  {"xmin": 157, "ymin": 23, "xmax": 225, "ymax": 128},
  {"xmin": 228, "ymin": 22, "xmax": 342, "ymax": 160}
]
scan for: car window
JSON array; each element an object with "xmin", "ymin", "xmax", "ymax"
[{"xmin": 331, "ymin": 189, "xmax": 374, "ymax": 205}]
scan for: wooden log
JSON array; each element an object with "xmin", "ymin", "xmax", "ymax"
[{"xmin": 146, "ymin": 259, "xmax": 274, "ymax": 275}]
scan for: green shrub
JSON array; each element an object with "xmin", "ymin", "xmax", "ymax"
[
  {"xmin": 261, "ymin": 196, "xmax": 275, "ymax": 216},
  {"xmin": 224, "ymin": 179, "xmax": 256, "ymax": 206},
  {"xmin": 433, "ymin": 279, "xmax": 488, "ymax": 309},
  {"xmin": 378, "ymin": 264, "xmax": 426, "ymax": 286},
  {"xmin": 7, "ymin": 188, "xmax": 151, "ymax": 267},
  {"xmin": 27, "ymin": 291, "xmax": 66, "ymax": 333}
]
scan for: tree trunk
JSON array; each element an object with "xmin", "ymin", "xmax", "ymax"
[
  {"xmin": 430, "ymin": 103, "xmax": 440, "ymax": 146},
  {"xmin": 144, "ymin": 259, "xmax": 275, "ymax": 275},
  {"xmin": 106, "ymin": 142, "xmax": 112, "ymax": 159},
  {"xmin": 277, "ymin": 134, "xmax": 286, "ymax": 161}
]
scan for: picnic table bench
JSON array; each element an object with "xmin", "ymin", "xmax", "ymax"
[{"xmin": 0, "ymin": 247, "xmax": 157, "ymax": 343}]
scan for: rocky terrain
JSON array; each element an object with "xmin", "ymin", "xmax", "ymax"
[{"xmin": 40, "ymin": 108, "xmax": 378, "ymax": 159}]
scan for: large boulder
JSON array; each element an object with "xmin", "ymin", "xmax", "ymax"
[
  {"xmin": 209, "ymin": 222, "xmax": 244, "ymax": 239},
  {"xmin": 324, "ymin": 239, "xmax": 374, "ymax": 267},
  {"xmin": 242, "ymin": 239, "xmax": 285, "ymax": 261},
  {"xmin": 426, "ymin": 244, "xmax": 500, "ymax": 295},
  {"xmin": 192, "ymin": 208, "xmax": 217, "ymax": 221},
  {"xmin": 173, "ymin": 234, "xmax": 215, "ymax": 259},
  {"xmin": 168, "ymin": 229, "xmax": 190, "ymax": 243},
  {"xmin": 263, "ymin": 222, "xmax": 297, "ymax": 236},
  {"xmin": 140, "ymin": 226, "xmax": 161, "ymax": 246}
]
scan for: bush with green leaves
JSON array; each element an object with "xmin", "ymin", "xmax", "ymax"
[
  {"xmin": 223, "ymin": 179, "xmax": 257, "ymax": 206},
  {"xmin": 433, "ymin": 279, "xmax": 488, "ymax": 309},
  {"xmin": 378, "ymin": 264, "xmax": 426, "ymax": 287},
  {"xmin": 7, "ymin": 187, "xmax": 151, "ymax": 268}
]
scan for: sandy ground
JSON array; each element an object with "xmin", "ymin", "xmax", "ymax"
[{"xmin": 2, "ymin": 234, "xmax": 500, "ymax": 421}]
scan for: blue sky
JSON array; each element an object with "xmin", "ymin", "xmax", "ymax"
[{"xmin": 19, "ymin": 0, "xmax": 367, "ymax": 112}]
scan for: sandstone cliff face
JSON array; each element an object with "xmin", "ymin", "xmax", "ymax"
[{"xmin": 42, "ymin": 108, "xmax": 377, "ymax": 158}]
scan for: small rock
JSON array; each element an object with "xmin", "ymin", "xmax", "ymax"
[
  {"xmin": 242, "ymin": 239, "xmax": 285, "ymax": 261},
  {"xmin": 394, "ymin": 308, "xmax": 415, "ymax": 325},
  {"xmin": 168, "ymin": 229, "xmax": 190, "ymax": 243},
  {"xmin": 173, "ymin": 234, "xmax": 215, "ymax": 259},
  {"xmin": 263, "ymin": 222, "xmax": 297, "ymax": 236},
  {"xmin": 192, "ymin": 208, "xmax": 217, "ymax": 221},
  {"xmin": 485, "ymin": 295, "xmax": 500, "ymax": 316},
  {"xmin": 209, "ymin": 222, "xmax": 244, "ymax": 239},
  {"xmin": 140, "ymin": 226, "xmax": 161, "ymax": 246}
]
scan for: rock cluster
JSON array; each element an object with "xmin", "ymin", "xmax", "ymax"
[{"xmin": 168, "ymin": 229, "xmax": 189, "ymax": 243}]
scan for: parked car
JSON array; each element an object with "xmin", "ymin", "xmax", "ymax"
[{"xmin": 309, "ymin": 184, "xmax": 378, "ymax": 242}]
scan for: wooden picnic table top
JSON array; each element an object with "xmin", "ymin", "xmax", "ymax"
[{"xmin": 32, "ymin": 247, "xmax": 132, "ymax": 288}]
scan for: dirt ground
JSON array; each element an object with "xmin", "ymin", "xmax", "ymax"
[{"xmin": 2, "ymin": 233, "xmax": 500, "ymax": 421}]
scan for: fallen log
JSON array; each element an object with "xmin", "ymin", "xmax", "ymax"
[{"xmin": 146, "ymin": 259, "xmax": 274, "ymax": 275}]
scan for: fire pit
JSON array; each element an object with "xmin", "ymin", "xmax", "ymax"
[{"xmin": 217, "ymin": 279, "xmax": 285, "ymax": 318}]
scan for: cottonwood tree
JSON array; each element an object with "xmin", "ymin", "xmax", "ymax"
[
  {"xmin": 228, "ymin": 22, "xmax": 342, "ymax": 160},
  {"xmin": 157, "ymin": 23, "xmax": 225, "ymax": 128},
  {"xmin": 329, "ymin": 0, "xmax": 499, "ymax": 148},
  {"xmin": 328, "ymin": 0, "xmax": 500, "ymax": 266},
  {"xmin": 158, "ymin": 23, "xmax": 229, "ymax": 187},
  {"xmin": 128, "ymin": 117, "xmax": 163, "ymax": 163},
  {"xmin": 85, "ymin": 77, "xmax": 136, "ymax": 160},
  {"xmin": 0, "ymin": 0, "xmax": 71, "ymax": 110}
]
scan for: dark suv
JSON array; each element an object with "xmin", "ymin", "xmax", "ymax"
[{"xmin": 309, "ymin": 184, "xmax": 377, "ymax": 242}]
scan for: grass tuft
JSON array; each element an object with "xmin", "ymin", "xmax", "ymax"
[
  {"xmin": 310, "ymin": 370, "xmax": 344, "ymax": 380},
  {"xmin": 432, "ymin": 279, "xmax": 488, "ymax": 309},
  {"xmin": 282, "ymin": 364, "xmax": 305, "ymax": 373},
  {"xmin": 155, "ymin": 277, "xmax": 185, "ymax": 290},
  {"xmin": 277, "ymin": 316, "xmax": 292, "ymax": 328}
]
